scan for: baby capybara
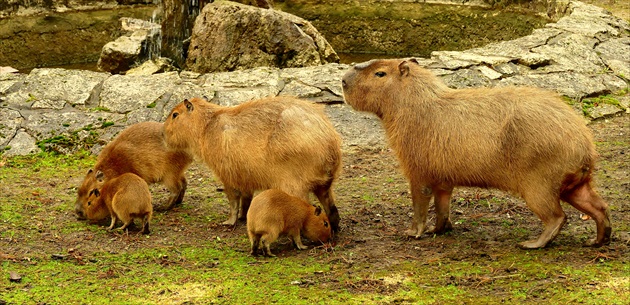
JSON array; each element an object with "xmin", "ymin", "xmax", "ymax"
[
  {"xmin": 163, "ymin": 96, "xmax": 342, "ymax": 231},
  {"xmin": 84, "ymin": 172, "xmax": 153, "ymax": 234},
  {"xmin": 341, "ymin": 58, "xmax": 611, "ymax": 249},
  {"xmin": 75, "ymin": 122, "xmax": 192, "ymax": 219},
  {"xmin": 247, "ymin": 189, "xmax": 332, "ymax": 257}
]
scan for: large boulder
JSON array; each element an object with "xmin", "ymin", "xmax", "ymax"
[
  {"xmin": 97, "ymin": 18, "xmax": 161, "ymax": 74},
  {"xmin": 185, "ymin": 1, "xmax": 339, "ymax": 73}
]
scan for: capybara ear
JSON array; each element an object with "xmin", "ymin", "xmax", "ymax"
[
  {"xmin": 201, "ymin": 95, "xmax": 209, "ymax": 101},
  {"xmin": 87, "ymin": 168, "xmax": 93, "ymax": 175},
  {"xmin": 409, "ymin": 58, "xmax": 419, "ymax": 65},
  {"xmin": 95, "ymin": 170, "xmax": 104, "ymax": 182},
  {"xmin": 314, "ymin": 206, "xmax": 322, "ymax": 216},
  {"xmin": 184, "ymin": 99, "xmax": 194, "ymax": 112},
  {"xmin": 398, "ymin": 60, "xmax": 411, "ymax": 77}
]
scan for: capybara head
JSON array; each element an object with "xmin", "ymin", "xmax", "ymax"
[
  {"xmin": 75, "ymin": 168, "xmax": 98, "ymax": 220},
  {"xmin": 303, "ymin": 206, "xmax": 332, "ymax": 244},
  {"xmin": 83, "ymin": 171, "xmax": 109, "ymax": 221},
  {"xmin": 341, "ymin": 58, "xmax": 446, "ymax": 117},
  {"xmin": 163, "ymin": 97, "xmax": 215, "ymax": 156}
]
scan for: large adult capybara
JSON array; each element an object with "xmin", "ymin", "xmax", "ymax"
[
  {"xmin": 75, "ymin": 122, "xmax": 192, "ymax": 219},
  {"xmin": 247, "ymin": 189, "xmax": 332, "ymax": 257},
  {"xmin": 163, "ymin": 96, "xmax": 342, "ymax": 231},
  {"xmin": 341, "ymin": 58, "xmax": 611, "ymax": 249},
  {"xmin": 84, "ymin": 172, "xmax": 153, "ymax": 234}
]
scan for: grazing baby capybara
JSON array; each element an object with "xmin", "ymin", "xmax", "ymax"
[
  {"xmin": 84, "ymin": 172, "xmax": 153, "ymax": 234},
  {"xmin": 341, "ymin": 58, "xmax": 611, "ymax": 249},
  {"xmin": 163, "ymin": 96, "xmax": 342, "ymax": 231},
  {"xmin": 75, "ymin": 122, "xmax": 192, "ymax": 219},
  {"xmin": 247, "ymin": 189, "xmax": 332, "ymax": 257}
]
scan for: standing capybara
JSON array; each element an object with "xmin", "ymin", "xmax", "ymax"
[
  {"xmin": 341, "ymin": 58, "xmax": 611, "ymax": 249},
  {"xmin": 247, "ymin": 189, "xmax": 332, "ymax": 256},
  {"xmin": 75, "ymin": 122, "xmax": 192, "ymax": 219},
  {"xmin": 84, "ymin": 172, "xmax": 153, "ymax": 234},
  {"xmin": 163, "ymin": 96, "xmax": 342, "ymax": 231}
]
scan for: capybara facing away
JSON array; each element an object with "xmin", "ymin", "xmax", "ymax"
[
  {"xmin": 163, "ymin": 96, "xmax": 342, "ymax": 231},
  {"xmin": 247, "ymin": 189, "xmax": 332, "ymax": 256},
  {"xmin": 84, "ymin": 172, "xmax": 153, "ymax": 234},
  {"xmin": 75, "ymin": 122, "xmax": 192, "ymax": 219},
  {"xmin": 342, "ymin": 58, "xmax": 611, "ymax": 249}
]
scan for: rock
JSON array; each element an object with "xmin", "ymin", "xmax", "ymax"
[
  {"xmin": 0, "ymin": 108, "xmax": 23, "ymax": 147},
  {"xmin": 4, "ymin": 130, "xmax": 38, "ymax": 157},
  {"xmin": 0, "ymin": 67, "xmax": 19, "ymax": 74},
  {"xmin": 125, "ymin": 58, "xmax": 178, "ymax": 75},
  {"xmin": 4, "ymin": 68, "xmax": 109, "ymax": 110},
  {"xmin": 185, "ymin": 1, "xmax": 339, "ymax": 73},
  {"xmin": 588, "ymin": 103, "xmax": 623, "ymax": 119},
  {"xmin": 200, "ymin": 67, "xmax": 284, "ymax": 106},
  {"xmin": 279, "ymin": 63, "xmax": 348, "ymax": 103},
  {"xmin": 9, "ymin": 271, "xmax": 21, "ymax": 283},
  {"xmin": 97, "ymin": 19, "xmax": 161, "ymax": 74},
  {"xmin": 99, "ymin": 72, "xmax": 181, "ymax": 113}
]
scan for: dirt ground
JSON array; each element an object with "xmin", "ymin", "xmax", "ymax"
[{"xmin": 3, "ymin": 113, "xmax": 628, "ymax": 275}]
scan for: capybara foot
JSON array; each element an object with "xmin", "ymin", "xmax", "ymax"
[
  {"xmin": 221, "ymin": 218, "xmax": 237, "ymax": 226},
  {"xmin": 518, "ymin": 239, "xmax": 548, "ymax": 249},
  {"xmin": 296, "ymin": 244, "xmax": 308, "ymax": 250},
  {"xmin": 583, "ymin": 227, "xmax": 611, "ymax": 247},
  {"xmin": 428, "ymin": 221, "xmax": 453, "ymax": 235},
  {"xmin": 406, "ymin": 228, "xmax": 424, "ymax": 239}
]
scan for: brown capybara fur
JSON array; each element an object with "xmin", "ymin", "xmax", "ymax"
[
  {"xmin": 247, "ymin": 189, "xmax": 332, "ymax": 256},
  {"xmin": 163, "ymin": 96, "xmax": 342, "ymax": 231},
  {"xmin": 75, "ymin": 122, "xmax": 192, "ymax": 219},
  {"xmin": 84, "ymin": 172, "xmax": 153, "ymax": 234},
  {"xmin": 342, "ymin": 58, "xmax": 611, "ymax": 249}
]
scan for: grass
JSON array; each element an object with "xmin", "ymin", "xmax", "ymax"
[{"xmin": 1, "ymin": 149, "xmax": 629, "ymax": 304}]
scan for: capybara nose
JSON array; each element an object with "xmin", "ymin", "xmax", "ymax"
[
  {"xmin": 75, "ymin": 210, "xmax": 86, "ymax": 220},
  {"xmin": 342, "ymin": 79, "xmax": 347, "ymax": 88}
]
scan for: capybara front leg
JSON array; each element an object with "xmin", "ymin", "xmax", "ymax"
[
  {"xmin": 430, "ymin": 185, "xmax": 454, "ymax": 234},
  {"xmin": 290, "ymin": 229, "xmax": 308, "ymax": 250},
  {"xmin": 164, "ymin": 176, "xmax": 187, "ymax": 210},
  {"xmin": 561, "ymin": 182, "xmax": 612, "ymax": 247},
  {"xmin": 519, "ymin": 191, "xmax": 566, "ymax": 249},
  {"xmin": 406, "ymin": 182, "xmax": 432, "ymax": 239},
  {"xmin": 239, "ymin": 192, "xmax": 253, "ymax": 221},
  {"xmin": 107, "ymin": 215, "xmax": 118, "ymax": 231},
  {"xmin": 314, "ymin": 186, "xmax": 340, "ymax": 233},
  {"xmin": 222, "ymin": 187, "xmax": 241, "ymax": 226}
]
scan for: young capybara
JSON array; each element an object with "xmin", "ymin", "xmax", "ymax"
[
  {"xmin": 341, "ymin": 58, "xmax": 611, "ymax": 249},
  {"xmin": 75, "ymin": 121, "xmax": 192, "ymax": 219},
  {"xmin": 84, "ymin": 172, "xmax": 153, "ymax": 234},
  {"xmin": 163, "ymin": 96, "xmax": 342, "ymax": 231},
  {"xmin": 247, "ymin": 189, "xmax": 332, "ymax": 256}
]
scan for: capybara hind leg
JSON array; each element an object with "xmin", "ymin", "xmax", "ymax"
[
  {"xmin": 562, "ymin": 182, "xmax": 611, "ymax": 247},
  {"xmin": 141, "ymin": 215, "xmax": 151, "ymax": 235},
  {"xmin": 249, "ymin": 234, "xmax": 261, "ymax": 256},
  {"xmin": 239, "ymin": 193, "xmax": 253, "ymax": 221},
  {"xmin": 261, "ymin": 235, "xmax": 277, "ymax": 257},
  {"xmin": 519, "ymin": 192, "xmax": 566, "ymax": 249},
  {"xmin": 314, "ymin": 186, "xmax": 340, "ymax": 233},
  {"xmin": 117, "ymin": 221, "xmax": 133, "ymax": 232},
  {"xmin": 222, "ymin": 187, "xmax": 241, "ymax": 226},
  {"xmin": 430, "ymin": 186, "xmax": 454, "ymax": 234},
  {"xmin": 406, "ymin": 181, "xmax": 432, "ymax": 238}
]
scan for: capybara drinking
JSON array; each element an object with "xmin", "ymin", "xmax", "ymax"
[
  {"xmin": 75, "ymin": 122, "xmax": 192, "ymax": 219},
  {"xmin": 341, "ymin": 58, "xmax": 611, "ymax": 249},
  {"xmin": 163, "ymin": 96, "xmax": 342, "ymax": 231},
  {"xmin": 84, "ymin": 172, "xmax": 153, "ymax": 234},
  {"xmin": 247, "ymin": 189, "xmax": 332, "ymax": 256}
]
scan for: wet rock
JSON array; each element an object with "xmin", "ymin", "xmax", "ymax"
[
  {"xmin": 185, "ymin": 1, "xmax": 339, "ymax": 73},
  {"xmin": 97, "ymin": 18, "xmax": 161, "ymax": 74}
]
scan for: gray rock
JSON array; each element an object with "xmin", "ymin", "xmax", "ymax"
[
  {"xmin": 4, "ymin": 130, "xmax": 38, "ymax": 157},
  {"xmin": 201, "ymin": 67, "xmax": 284, "ymax": 106},
  {"xmin": 0, "ymin": 108, "xmax": 22, "ymax": 147},
  {"xmin": 0, "ymin": 73, "xmax": 25, "ymax": 96},
  {"xmin": 499, "ymin": 72, "xmax": 608, "ymax": 99},
  {"xmin": 185, "ymin": 1, "xmax": 339, "ymax": 73},
  {"xmin": 588, "ymin": 103, "xmax": 623, "ymax": 119},
  {"xmin": 125, "ymin": 57, "xmax": 178, "ymax": 76},
  {"xmin": 99, "ymin": 72, "xmax": 181, "ymax": 113},
  {"xmin": 279, "ymin": 63, "xmax": 349, "ymax": 103},
  {"xmin": 531, "ymin": 33, "xmax": 604, "ymax": 73},
  {"xmin": 4, "ymin": 68, "xmax": 109, "ymax": 110}
]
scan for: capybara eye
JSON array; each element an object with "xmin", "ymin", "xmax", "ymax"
[
  {"xmin": 172, "ymin": 112, "xmax": 179, "ymax": 119},
  {"xmin": 87, "ymin": 201, "xmax": 91, "ymax": 206},
  {"xmin": 324, "ymin": 221, "xmax": 329, "ymax": 228},
  {"xmin": 375, "ymin": 71, "xmax": 386, "ymax": 77}
]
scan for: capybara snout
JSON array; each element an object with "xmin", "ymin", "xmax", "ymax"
[
  {"xmin": 247, "ymin": 189, "xmax": 332, "ymax": 257},
  {"xmin": 342, "ymin": 58, "xmax": 611, "ymax": 249}
]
